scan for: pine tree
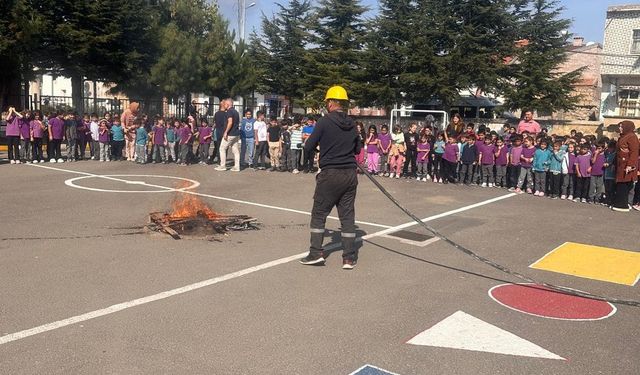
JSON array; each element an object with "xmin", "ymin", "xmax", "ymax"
[
  {"xmin": 305, "ymin": 0, "xmax": 368, "ymax": 109},
  {"xmin": 360, "ymin": 0, "xmax": 414, "ymax": 108},
  {"xmin": 501, "ymin": 0, "xmax": 582, "ymax": 114},
  {"xmin": 249, "ymin": 0, "xmax": 312, "ymax": 107}
]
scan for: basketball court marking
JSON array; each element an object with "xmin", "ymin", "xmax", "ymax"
[
  {"xmin": 530, "ymin": 242, "xmax": 640, "ymax": 286},
  {"xmin": 65, "ymin": 174, "xmax": 200, "ymax": 193},
  {"xmin": 0, "ymin": 179, "xmax": 515, "ymax": 346},
  {"xmin": 348, "ymin": 364, "xmax": 404, "ymax": 375},
  {"xmin": 28, "ymin": 163, "xmax": 392, "ymax": 229}
]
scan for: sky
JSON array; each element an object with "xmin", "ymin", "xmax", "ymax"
[{"xmin": 218, "ymin": 0, "xmax": 626, "ymax": 44}]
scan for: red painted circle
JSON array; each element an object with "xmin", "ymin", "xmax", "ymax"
[{"xmin": 489, "ymin": 283, "xmax": 616, "ymax": 321}]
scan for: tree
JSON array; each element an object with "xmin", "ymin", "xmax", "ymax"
[
  {"xmin": 500, "ymin": 0, "xmax": 582, "ymax": 114},
  {"xmin": 249, "ymin": 0, "xmax": 313, "ymax": 107},
  {"xmin": 35, "ymin": 0, "xmax": 157, "ymax": 113},
  {"xmin": 305, "ymin": 0, "xmax": 368, "ymax": 109},
  {"xmin": 360, "ymin": 0, "xmax": 414, "ymax": 108}
]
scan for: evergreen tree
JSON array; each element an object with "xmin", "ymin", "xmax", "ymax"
[
  {"xmin": 249, "ymin": 0, "xmax": 312, "ymax": 107},
  {"xmin": 360, "ymin": 0, "xmax": 413, "ymax": 108},
  {"xmin": 305, "ymin": 0, "xmax": 368, "ymax": 109},
  {"xmin": 501, "ymin": 0, "xmax": 582, "ymax": 114}
]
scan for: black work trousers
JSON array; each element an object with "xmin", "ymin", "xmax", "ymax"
[
  {"xmin": 403, "ymin": 148, "xmax": 417, "ymax": 176},
  {"xmin": 7, "ymin": 136, "xmax": 20, "ymax": 161},
  {"xmin": 310, "ymin": 168, "xmax": 358, "ymax": 258}
]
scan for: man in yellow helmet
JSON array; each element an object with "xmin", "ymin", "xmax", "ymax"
[{"xmin": 299, "ymin": 86, "xmax": 361, "ymax": 269}]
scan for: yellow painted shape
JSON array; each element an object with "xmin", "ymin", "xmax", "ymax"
[{"xmin": 530, "ymin": 242, "xmax": 640, "ymax": 286}]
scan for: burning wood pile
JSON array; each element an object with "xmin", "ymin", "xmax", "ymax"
[{"xmin": 147, "ymin": 194, "xmax": 258, "ymax": 240}]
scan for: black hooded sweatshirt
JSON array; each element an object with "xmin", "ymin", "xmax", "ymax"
[{"xmin": 304, "ymin": 111, "xmax": 360, "ymax": 169}]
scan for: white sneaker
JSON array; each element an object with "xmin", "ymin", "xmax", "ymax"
[
  {"xmin": 25, "ymin": 160, "xmax": 31, "ymax": 164},
  {"xmin": 50, "ymin": 159, "xmax": 56, "ymax": 163},
  {"xmin": 10, "ymin": 160, "xmax": 15, "ymax": 164},
  {"xmin": 389, "ymin": 173, "xmax": 394, "ymax": 178},
  {"xmin": 422, "ymin": 177, "xmax": 427, "ymax": 182},
  {"xmin": 16, "ymin": 160, "xmax": 22, "ymax": 164},
  {"xmin": 40, "ymin": 160, "xmax": 45, "ymax": 163},
  {"xmin": 91, "ymin": 156, "xmax": 96, "ymax": 160},
  {"xmin": 214, "ymin": 166, "xmax": 227, "ymax": 171},
  {"xmin": 32, "ymin": 160, "xmax": 38, "ymax": 164},
  {"xmin": 426, "ymin": 175, "xmax": 431, "ymax": 180},
  {"xmin": 481, "ymin": 183, "xmax": 487, "ymax": 187},
  {"xmin": 567, "ymin": 195, "xmax": 573, "ymax": 201},
  {"xmin": 395, "ymin": 174, "xmax": 400, "ymax": 179},
  {"xmin": 57, "ymin": 158, "xmax": 64, "ymax": 163},
  {"xmin": 293, "ymin": 169, "xmax": 299, "ymax": 174},
  {"xmin": 488, "ymin": 183, "xmax": 494, "ymax": 187},
  {"xmin": 560, "ymin": 195, "xmax": 566, "ymax": 200}
]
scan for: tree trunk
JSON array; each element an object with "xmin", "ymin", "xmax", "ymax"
[{"xmin": 71, "ymin": 74, "xmax": 84, "ymax": 114}]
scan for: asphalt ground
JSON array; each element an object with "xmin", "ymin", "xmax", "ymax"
[{"xmin": 0, "ymin": 155, "xmax": 638, "ymax": 374}]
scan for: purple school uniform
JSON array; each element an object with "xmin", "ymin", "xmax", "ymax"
[
  {"xmin": 479, "ymin": 143, "xmax": 496, "ymax": 165},
  {"xmin": 520, "ymin": 147, "xmax": 535, "ymax": 168},
  {"xmin": 5, "ymin": 115, "xmax": 21, "ymax": 136},
  {"xmin": 591, "ymin": 153, "xmax": 605, "ymax": 176},
  {"xmin": 417, "ymin": 142, "xmax": 430, "ymax": 161},
  {"xmin": 48, "ymin": 117, "xmax": 65, "ymax": 140},
  {"xmin": 567, "ymin": 153, "xmax": 577, "ymax": 174},
  {"xmin": 198, "ymin": 126, "xmax": 212, "ymax": 144},
  {"xmin": 19, "ymin": 119, "xmax": 30, "ymax": 139},
  {"xmin": 378, "ymin": 133, "xmax": 391, "ymax": 153},
  {"xmin": 443, "ymin": 143, "xmax": 459, "ymax": 163},
  {"xmin": 153, "ymin": 126, "xmax": 166, "ymax": 145},
  {"xmin": 575, "ymin": 154, "xmax": 591, "ymax": 177},
  {"xmin": 495, "ymin": 146, "xmax": 508, "ymax": 166},
  {"xmin": 509, "ymin": 145, "xmax": 522, "ymax": 166},
  {"xmin": 98, "ymin": 129, "xmax": 110, "ymax": 143},
  {"xmin": 179, "ymin": 127, "xmax": 192, "ymax": 144},
  {"xmin": 30, "ymin": 120, "xmax": 43, "ymax": 138}
]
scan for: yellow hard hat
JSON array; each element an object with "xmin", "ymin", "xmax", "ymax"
[{"xmin": 324, "ymin": 85, "xmax": 349, "ymax": 101}]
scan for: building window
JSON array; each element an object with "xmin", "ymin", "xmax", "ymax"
[
  {"xmin": 632, "ymin": 30, "xmax": 640, "ymax": 54},
  {"xmin": 619, "ymin": 89, "xmax": 640, "ymax": 118}
]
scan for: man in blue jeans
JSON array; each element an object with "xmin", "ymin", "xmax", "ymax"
[{"xmin": 240, "ymin": 110, "xmax": 255, "ymax": 167}]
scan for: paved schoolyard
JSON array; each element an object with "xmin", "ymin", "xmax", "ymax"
[{"xmin": 0, "ymin": 157, "xmax": 638, "ymax": 374}]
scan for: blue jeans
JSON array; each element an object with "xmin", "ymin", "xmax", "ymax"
[{"xmin": 241, "ymin": 137, "xmax": 255, "ymax": 165}]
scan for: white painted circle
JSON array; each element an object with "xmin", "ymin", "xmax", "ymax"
[{"xmin": 65, "ymin": 174, "xmax": 200, "ymax": 193}]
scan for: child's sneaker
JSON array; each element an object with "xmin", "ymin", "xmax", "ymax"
[
  {"xmin": 481, "ymin": 182, "xmax": 487, "ymax": 187},
  {"xmin": 581, "ymin": 198, "xmax": 587, "ymax": 203},
  {"xmin": 560, "ymin": 195, "xmax": 566, "ymax": 200},
  {"xmin": 395, "ymin": 174, "xmax": 400, "ymax": 179},
  {"xmin": 426, "ymin": 175, "xmax": 431, "ymax": 180},
  {"xmin": 539, "ymin": 192, "xmax": 545, "ymax": 197},
  {"xmin": 57, "ymin": 158, "xmax": 64, "ymax": 163},
  {"xmin": 422, "ymin": 177, "xmax": 428, "ymax": 182},
  {"xmin": 508, "ymin": 187, "xmax": 515, "ymax": 192},
  {"xmin": 10, "ymin": 160, "xmax": 15, "ymax": 164},
  {"xmin": 389, "ymin": 173, "xmax": 394, "ymax": 178},
  {"xmin": 515, "ymin": 188, "xmax": 523, "ymax": 194},
  {"xmin": 567, "ymin": 195, "xmax": 573, "ymax": 201},
  {"xmin": 488, "ymin": 183, "xmax": 494, "ymax": 187},
  {"xmin": 40, "ymin": 160, "xmax": 45, "ymax": 163},
  {"xmin": 292, "ymin": 169, "xmax": 299, "ymax": 174},
  {"xmin": 533, "ymin": 191, "xmax": 540, "ymax": 196},
  {"xmin": 50, "ymin": 159, "xmax": 56, "ymax": 163},
  {"xmin": 526, "ymin": 188, "xmax": 533, "ymax": 194},
  {"xmin": 632, "ymin": 204, "xmax": 640, "ymax": 211}
]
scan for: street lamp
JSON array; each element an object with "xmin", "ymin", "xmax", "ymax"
[{"xmin": 238, "ymin": 0, "xmax": 256, "ymax": 42}]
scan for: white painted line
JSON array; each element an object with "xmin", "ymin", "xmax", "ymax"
[
  {"xmin": 528, "ymin": 242, "xmax": 569, "ymax": 269},
  {"xmin": 27, "ymin": 163, "xmax": 393, "ymax": 229},
  {"xmin": 65, "ymin": 174, "xmax": 200, "ymax": 194},
  {"xmin": 0, "ymin": 190, "xmax": 515, "ymax": 346},
  {"xmin": 348, "ymin": 364, "xmax": 404, "ymax": 375},
  {"xmin": 407, "ymin": 310, "xmax": 565, "ymax": 360},
  {"xmin": 487, "ymin": 283, "xmax": 617, "ymax": 322}
]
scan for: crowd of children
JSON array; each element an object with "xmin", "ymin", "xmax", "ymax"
[{"xmin": 4, "ymin": 107, "xmax": 640, "ymax": 211}]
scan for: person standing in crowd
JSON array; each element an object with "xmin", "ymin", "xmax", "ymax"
[
  {"xmin": 89, "ymin": 113, "xmax": 100, "ymax": 160},
  {"xmin": 151, "ymin": 118, "xmax": 167, "ymax": 164},
  {"xmin": 63, "ymin": 113, "xmax": 77, "ymax": 162},
  {"xmin": 494, "ymin": 137, "xmax": 509, "ymax": 188},
  {"xmin": 447, "ymin": 113, "xmax": 464, "ymax": 138},
  {"xmin": 403, "ymin": 123, "xmax": 419, "ymax": 179},
  {"xmin": 212, "ymin": 102, "xmax": 228, "ymax": 164},
  {"xmin": 378, "ymin": 124, "xmax": 392, "ymax": 177},
  {"xmin": 30, "ymin": 111, "xmax": 46, "ymax": 163},
  {"xmin": 19, "ymin": 111, "xmax": 32, "ymax": 163},
  {"xmin": 76, "ymin": 114, "xmax": 89, "ymax": 160},
  {"xmin": 589, "ymin": 142, "xmax": 606, "ymax": 204},
  {"xmin": 121, "ymin": 102, "xmax": 139, "ymax": 161},
  {"xmin": 178, "ymin": 120, "xmax": 193, "ymax": 166},
  {"xmin": 197, "ymin": 119, "xmax": 213, "ymax": 165},
  {"xmin": 110, "ymin": 116, "xmax": 125, "ymax": 160},
  {"xmin": 289, "ymin": 119, "xmax": 304, "ymax": 173},
  {"xmin": 389, "ymin": 125, "xmax": 406, "ymax": 179},
  {"xmin": 612, "ymin": 120, "xmax": 639, "ymax": 212},
  {"xmin": 166, "ymin": 120, "xmax": 178, "ymax": 163},
  {"xmin": 240, "ymin": 110, "xmax": 255, "ymax": 168},
  {"xmin": 416, "ymin": 133, "xmax": 430, "ymax": 181},
  {"xmin": 300, "ymin": 86, "xmax": 360, "ymax": 269},
  {"xmin": 365, "ymin": 124, "xmax": 380, "ymax": 175},
  {"xmin": 253, "ymin": 111, "xmax": 269, "ymax": 170},
  {"xmin": 532, "ymin": 139, "xmax": 551, "ymax": 196},
  {"xmin": 301, "ymin": 116, "xmax": 316, "ymax": 173},
  {"xmin": 5, "ymin": 107, "xmax": 23, "ymax": 164},
  {"xmin": 215, "ymin": 98, "xmax": 241, "ymax": 172},
  {"xmin": 280, "ymin": 119, "xmax": 292, "ymax": 171},
  {"xmin": 48, "ymin": 112, "xmax": 65, "ymax": 163},
  {"xmin": 355, "ymin": 121, "xmax": 366, "ymax": 169},
  {"xmin": 603, "ymin": 140, "xmax": 617, "ymax": 206},
  {"xmin": 134, "ymin": 120, "xmax": 148, "ymax": 164},
  {"xmin": 517, "ymin": 110, "xmax": 541, "ymax": 135},
  {"xmin": 266, "ymin": 115, "xmax": 282, "ymax": 172},
  {"xmin": 574, "ymin": 144, "xmax": 592, "ymax": 203}
]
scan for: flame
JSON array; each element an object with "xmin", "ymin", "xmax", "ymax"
[{"xmin": 169, "ymin": 193, "xmax": 219, "ymax": 221}]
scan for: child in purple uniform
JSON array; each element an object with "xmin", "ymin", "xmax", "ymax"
[
  {"xmin": 178, "ymin": 123, "xmax": 192, "ymax": 166},
  {"xmin": 588, "ymin": 142, "xmax": 606, "ymax": 204},
  {"xmin": 507, "ymin": 136, "xmax": 523, "ymax": 190},
  {"xmin": 478, "ymin": 137, "xmax": 496, "ymax": 187},
  {"xmin": 516, "ymin": 136, "xmax": 536, "ymax": 194},
  {"xmin": 197, "ymin": 120, "xmax": 213, "ymax": 165},
  {"xmin": 151, "ymin": 119, "xmax": 168, "ymax": 163},
  {"xmin": 378, "ymin": 125, "xmax": 392, "ymax": 177},
  {"xmin": 30, "ymin": 113, "xmax": 45, "ymax": 163},
  {"xmin": 416, "ymin": 134, "xmax": 431, "ymax": 181},
  {"xmin": 48, "ymin": 112, "xmax": 65, "ymax": 162},
  {"xmin": 19, "ymin": 111, "xmax": 32, "ymax": 163},
  {"xmin": 574, "ymin": 144, "xmax": 592, "ymax": 203},
  {"xmin": 98, "ymin": 119, "xmax": 111, "ymax": 162},
  {"xmin": 494, "ymin": 137, "xmax": 509, "ymax": 188},
  {"xmin": 442, "ymin": 136, "xmax": 459, "ymax": 184},
  {"xmin": 562, "ymin": 142, "xmax": 577, "ymax": 200},
  {"xmin": 365, "ymin": 125, "xmax": 380, "ymax": 174}
]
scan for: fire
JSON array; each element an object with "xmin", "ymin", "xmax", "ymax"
[{"xmin": 169, "ymin": 193, "xmax": 219, "ymax": 220}]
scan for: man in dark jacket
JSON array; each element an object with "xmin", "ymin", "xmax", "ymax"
[{"xmin": 300, "ymin": 86, "xmax": 361, "ymax": 269}]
